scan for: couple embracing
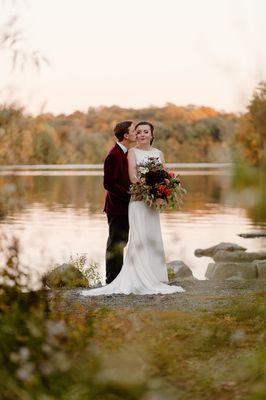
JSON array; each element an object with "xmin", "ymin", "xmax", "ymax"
[{"xmin": 82, "ymin": 121, "xmax": 185, "ymax": 296}]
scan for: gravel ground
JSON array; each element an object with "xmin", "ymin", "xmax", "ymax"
[{"xmin": 49, "ymin": 278, "xmax": 266, "ymax": 313}]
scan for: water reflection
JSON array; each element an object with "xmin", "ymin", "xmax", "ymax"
[
  {"xmin": 0, "ymin": 172, "xmax": 231, "ymax": 215},
  {"xmin": 0, "ymin": 168, "xmax": 265, "ymax": 283}
]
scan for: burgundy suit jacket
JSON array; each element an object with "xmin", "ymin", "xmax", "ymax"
[{"xmin": 103, "ymin": 143, "xmax": 131, "ymax": 215}]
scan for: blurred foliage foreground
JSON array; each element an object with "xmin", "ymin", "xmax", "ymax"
[
  {"xmin": 231, "ymin": 164, "xmax": 266, "ymax": 224},
  {"xmin": 0, "ymin": 236, "xmax": 266, "ymax": 400}
]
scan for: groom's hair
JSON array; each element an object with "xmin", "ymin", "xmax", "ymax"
[
  {"xmin": 135, "ymin": 121, "xmax": 154, "ymax": 144},
  {"xmin": 114, "ymin": 121, "xmax": 133, "ymax": 141}
]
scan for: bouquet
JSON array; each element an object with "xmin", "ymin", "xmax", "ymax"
[{"xmin": 129, "ymin": 157, "xmax": 187, "ymax": 211}]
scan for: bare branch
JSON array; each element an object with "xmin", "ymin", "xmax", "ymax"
[{"xmin": 0, "ymin": 8, "xmax": 49, "ymax": 73}]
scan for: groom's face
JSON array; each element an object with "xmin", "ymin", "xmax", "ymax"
[{"xmin": 125, "ymin": 123, "xmax": 136, "ymax": 143}]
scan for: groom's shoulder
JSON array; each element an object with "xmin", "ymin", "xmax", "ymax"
[
  {"xmin": 104, "ymin": 144, "xmax": 122, "ymax": 164},
  {"xmin": 106, "ymin": 144, "xmax": 120, "ymax": 158},
  {"xmin": 108, "ymin": 144, "xmax": 119, "ymax": 154}
]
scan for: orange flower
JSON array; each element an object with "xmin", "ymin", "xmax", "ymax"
[
  {"xmin": 164, "ymin": 188, "xmax": 172, "ymax": 196},
  {"xmin": 158, "ymin": 185, "xmax": 166, "ymax": 193},
  {"xmin": 158, "ymin": 185, "xmax": 172, "ymax": 196}
]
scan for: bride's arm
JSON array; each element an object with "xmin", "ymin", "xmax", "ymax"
[
  {"xmin": 127, "ymin": 149, "xmax": 139, "ymax": 183},
  {"xmin": 160, "ymin": 150, "xmax": 167, "ymax": 169}
]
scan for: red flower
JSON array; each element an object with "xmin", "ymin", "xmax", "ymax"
[
  {"xmin": 158, "ymin": 185, "xmax": 172, "ymax": 196},
  {"xmin": 168, "ymin": 171, "xmax": 175, "ymax": 178}
]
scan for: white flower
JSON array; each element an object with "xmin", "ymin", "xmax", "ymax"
[
  {"xmin": 10, "ymin": 347, "xmax": 30, "ymax": 363},
  {"xmin": 16, "ymin": 362, "xmax": 34, "ymax": 381},
  {"xmin": 19, "ymin": 347, "xmax": 30, "ymax": 361},
  {"xmin": 46, "ymin": 320, "xmax": 67, "ymax": 337},
  {"xmin": 138, "ymin": 167, "xmax": 149, "ymax": 174}
]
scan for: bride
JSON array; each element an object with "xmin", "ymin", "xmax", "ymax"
[{"xmin": 81, "ymin": 121, "xmax": 185, "ymax": 296}]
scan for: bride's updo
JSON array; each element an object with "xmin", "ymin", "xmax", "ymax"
[{"xmin": 135, "ymin": 121, "xmax": 154, "ymax": 145}]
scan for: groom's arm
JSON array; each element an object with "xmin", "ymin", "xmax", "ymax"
[{"xmin": 103, "ymin": 154, "xmax": 130, "ymax": 202}]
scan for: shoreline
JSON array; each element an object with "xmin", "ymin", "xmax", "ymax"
[{"xmin": 49, "ymin": 278, "xmax": 266, "ymax": 314}]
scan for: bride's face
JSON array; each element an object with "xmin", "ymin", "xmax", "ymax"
[{"xmin": 136, "ymin": 124, "xmax": 152, "ymax": 145}]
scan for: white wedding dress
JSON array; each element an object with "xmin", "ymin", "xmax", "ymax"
[{"xmin": 81, "ymin": 147, "xmax": 185, "ymax": 296}]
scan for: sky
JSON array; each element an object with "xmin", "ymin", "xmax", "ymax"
[{"xmin": 0, "ymin": 0, "xmax": 266, "ymax": 115}]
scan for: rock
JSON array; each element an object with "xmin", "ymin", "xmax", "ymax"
[
  {"xmin": 166, "ymin": 260, "xmax": 193, "ymax": 280},
  {"xmin": 204, "ymin": 263, "xmax": 217, "ymax": 280},
  {"xmin": 253, "ymin": 260, "xmax": 266, "ymax": 279},
  {"xmin": 43, "ymin": 263, "xmax": 89, "ymax": 288},
  {"xmin": 230, "ymin": 329, "xmax": 247, "ymax": 343},
  {"xmin": 225, "ymin": 276, "xmax": 245, "ymax": 282},
  {"xmin": 213, "ymin": 250, "xmax": 266, "ymax": 263},
  {"xmin": 194, "ymin": 242, "xmax": 246, "ymax": 258},
  {"xmin": 205, "ymin": 262, "xmax": 257, "ymax": 280},
  {"xmin": 238, "ymin": 232, "xmax": 266, "ymax": 238},
  {"xmin": 182, "ymin": 275, "xmax": 199, "ymax": 281}
]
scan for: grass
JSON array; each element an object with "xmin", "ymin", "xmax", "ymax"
[
  {"xmin": 0, "ymin": 238, "xmax": 265, "ymax": 399},
  {"xmin": 2, "ymin": 291, "xmax": 265, "ymax": 400},
  {"xmin": 47, "ymin": 292, "xmax": 266, "ymax": 400},
  {"xmin": 85, "ymin": 295, "xmax": 266, "ymax": 400}
]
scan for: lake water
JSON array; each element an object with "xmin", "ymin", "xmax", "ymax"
[{"xmin": 0, "ymin": 163, "xmax": 265, "ymax": 285}]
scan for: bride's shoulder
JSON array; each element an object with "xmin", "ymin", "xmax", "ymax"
[
  {"xmin": 152, "ymin": 147, "xmax": 165, "ymax": 162},
  {"xmin": 152, "ymin": 147, "xmax": 162, "ymax": 153}
]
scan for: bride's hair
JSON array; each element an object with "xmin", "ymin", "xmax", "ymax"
[{"xmin": 135, "ymin": 121, "xmax": 155, "ymax": 145}]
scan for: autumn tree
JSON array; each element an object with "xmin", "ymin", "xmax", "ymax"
[{"xmin": 234, "ymin": 81, "xmax": 266, "ymax": 167}]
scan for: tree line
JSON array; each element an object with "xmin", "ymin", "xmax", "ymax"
[
  {"xmin": 0, "ymin": 82, "xmax": 265, "ymax": 166},
  {"xmin": 0, "ymin": 104, "xmax": 237, "ymax": 165}
]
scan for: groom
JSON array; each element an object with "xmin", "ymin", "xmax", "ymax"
[{"xmin": 103, "ymin": 121, "xmax": 136, "ymax": 284}]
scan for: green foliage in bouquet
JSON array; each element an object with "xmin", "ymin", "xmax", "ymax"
[{"xmin": 130, "ymin": 157, "xmax": 187, "ymax": 211}]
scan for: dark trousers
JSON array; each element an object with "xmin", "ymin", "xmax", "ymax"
[{"xmin": 106, "ymin": 213, "xmax": 129, "ymax": 284}]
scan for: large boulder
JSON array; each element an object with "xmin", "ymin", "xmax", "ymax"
[
  {"xmin": 213, "ymin": 251, "xmax": 266, "ymax": 263},
  {"xmin": 238, "ymin": 232, "xmax": 266, "ymax": 238},
  {"xmin": 43, "ymin": 263, "xmax": 89, "ymax": 288},
  {"xmin": 205, "ymin": 262, "xmax": 257, "ymax": 280},
  {"xmin": 194, "ymin": 242, "xmax": 246, "ymax": 258},
  {"xmin": 253, "ymin": 260, "xmax": 266, "ymax": 279},
  {"xmin": 166, "ymin": 260, "xmax": 194, "ymax": 280}
]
